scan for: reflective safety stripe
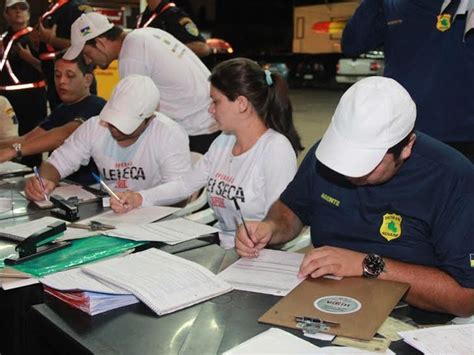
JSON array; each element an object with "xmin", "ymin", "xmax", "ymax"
[
  {"xmin": 0, "ymin": 27, "xmax": 33, "ymax": 72},
  {"xmin": 39, "ymin": 52, "xmax": 56, "ymax": 60},
  {"xmin": 136, "ymin": 3, "xmax": 176, "ymax": 28},
  {"xmin": 0, "ymin": 80, "xmax": 47, "ymax": 91},
  {"xmin": 40, "ymin": 0, "xmax": 70, "ymax": 59}
]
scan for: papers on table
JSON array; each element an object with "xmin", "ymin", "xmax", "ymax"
[
  {"xmin": 41, "ymin": 267, "xmax": 138, "ymax": 315},
  {"xmin": 81, "ymin": 248, "xmax": 232, "ymax": 315},
  {"xmin": 59, "ymin": 206, "xmax": 180, "ymax": 241},
  {"xmin": 223, "ymin": 328, "xmax": 320, "ymax": 354},
  {"xmin": 0, "ymin": 268, "xmax": 38, "ymax": 290},
  {"xmin": 107, "ymin": 217, "xmax": 219, "ymax": 244},
  {"xmin": 20, "ymin": 183, "xmax": 99, "ymax": 208},
  {"xmin": 398, "ymin": 324, "xmax": 474, "ymax": 355},
  {"xmin": 0, "ymin": 216, "xmax": 65, "ymax": 241},
  {"xmin": 218, "ymin": 249, "xmax": 304, "ymax": 296},
  {"xmin": 0, "ymin": 161, "xmax": 31, "ymax": 176}
]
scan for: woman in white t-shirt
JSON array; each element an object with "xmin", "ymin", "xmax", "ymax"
[{"xmin": 111, "ymin": 58, "xmax": 303, "ymax": 248}]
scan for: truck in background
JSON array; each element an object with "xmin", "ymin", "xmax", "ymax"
[{"xmin": 212, "ymin": 0, "xmax": 367, "ymax": 88}]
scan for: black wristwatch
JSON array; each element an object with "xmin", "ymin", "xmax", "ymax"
[
  {"xmin": 362, "ymin": 253, "xmax": 386, "ymax": 278},
  {"xmin": 12, "ymin": 143, "xmax": 22, "ymax": 160}
]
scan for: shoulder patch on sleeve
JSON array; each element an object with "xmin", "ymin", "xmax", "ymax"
[{"xmin": 178, "ymin": 17, "xmax": 200, "ymax": 37}]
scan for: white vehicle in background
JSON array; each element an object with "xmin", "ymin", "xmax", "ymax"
[{"xmin": 336, "ymin": 51, "xmax": 385, "ymax": 84}]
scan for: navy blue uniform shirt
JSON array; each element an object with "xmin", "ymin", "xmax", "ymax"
[
  {"xmin": 280, "ymin": 132, "xmax": 474, "ymax": 288},
  {"xmin": 39, "ymin": 95, "xmax": 105, "ymax": 131},
  {"xmin": 342, "ymin": 0, "xmax": 474, "ymax": 142}
]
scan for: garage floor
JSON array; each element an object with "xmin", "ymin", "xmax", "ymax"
[{"xmin": 290, "ymin": 88, "xmax": 343, "ymax": 164}]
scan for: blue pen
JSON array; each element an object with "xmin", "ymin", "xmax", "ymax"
[
  {"xmin": 33, "ymin": 166, "xmax": 48, "ymax": 201},
  {"xmin": 92, "ymin": 172, "xmax": 124, "ymax": 205}
]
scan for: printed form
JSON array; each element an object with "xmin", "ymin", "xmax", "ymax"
[{"xmin": 218, "ymin": 249, "xmax": 304, "ymax": 296}]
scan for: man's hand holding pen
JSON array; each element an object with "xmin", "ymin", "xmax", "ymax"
[
  {"xmin": 24, "ymin": 175, "xmax": 56, "ymax": 202},
  {"xmin": 235, "ymin": 220, "xmax": 274, "ymax": 258}
]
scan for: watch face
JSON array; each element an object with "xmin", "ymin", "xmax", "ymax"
[{"xmin": 363, "ymin": 254, "xmax": 385, "ymax": 278}]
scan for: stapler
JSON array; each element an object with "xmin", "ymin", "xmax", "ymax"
[
  {"xmin": 50, "ymin": 194, "xmax": 80, "ymax": 222},
  {"xmin": 4, "ymin": 221, "xmax": 71, "ymax": 265}
]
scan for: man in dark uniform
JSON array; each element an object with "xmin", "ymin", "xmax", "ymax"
[
  {"xmin": 37, "ymin": 0, "xmax": 93, "ymax": 110},
  {"xmin": 1, "ymin": 0, "xmax": 47, "ymax": 167},
  {"xmin": 137, "ymin": 0, "xmax": 210, "ymax": 58},
  {"xmin": 342, "ymin": 0, "xmax": 474, "ymax": 163}
]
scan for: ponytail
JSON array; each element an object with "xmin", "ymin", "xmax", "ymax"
[{"xmin": 210, "ymin": 58, "xmax": 303, "ymax": 155}]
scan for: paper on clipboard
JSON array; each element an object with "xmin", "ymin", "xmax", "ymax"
[{"xmin": 258, "ymin": 277, "xmax": 409, "ymax": 340}]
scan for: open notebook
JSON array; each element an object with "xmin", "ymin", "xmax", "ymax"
[{"xmin": 20, "ymin": 183, "xmax": 99, "ymax": 208}]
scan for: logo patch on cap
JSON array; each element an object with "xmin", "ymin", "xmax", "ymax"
[
  {"xmin": 379, "ymin": 213, "xmax": 402, "ymax": 241},
  {"xmin": 80, "ymin": 26, "xmax": 92, "ymax": 36}
]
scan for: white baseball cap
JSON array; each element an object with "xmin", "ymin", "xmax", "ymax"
[
  {"xmin": 5, "ymin": 0, "xmax": 29, "ymax": 9},
  {"xmin": 315, "ymin": 77, "xmax": 416, "ymax": 177},
  {"xmin": 99, "ymin": 75, "xmax": 160, "ymax": 135},
  {"xmin": 64, "ymin": 12, "xmax": 113, "ymax": 60}
]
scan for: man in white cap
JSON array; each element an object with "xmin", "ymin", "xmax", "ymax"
[
  {"xmin": 62, "ymin": 12, "xmax": 219, "ymax": 154},
  {"xmin": 236, "ymin": 77, "xmax": 474, "ymax": 317},
  {"xmin": 25, "ymin": 74, "xmax": 191, "ymax": 204}
]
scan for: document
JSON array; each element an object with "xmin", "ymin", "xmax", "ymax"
[
  {"xmin": 106, "ymin": 217, "xmax": 219, "ymax": 244},
  {"xmin": 40, "ymin": 267, "xmax": 131, "ymax": 294},
  {"xmin": 398, "ymin": 324, "xmax": 474, "ymax": 354},
  {"xmin": 218, "ymin": 249, "xmax": 304, "ymax": 296},
  {"xmin": 82, "ymin": 248, "xmax": 233, "ymax": 315},
  {"xmin": 59, "ymin": 206, "xmax": 180, "ymax": 241},
  {"xmin": 0, "ymin": 216, "xmax": 65, "ymax": 241},
  {"xmin": 21, "ymin": 183, "xmax": 98, "ymax": 208},
  {"xmin": 0, "ymin": 267, "xmax": 38, "ymax": 290},
  {"xmin": 0, "ymin": 161, "xmax": 31, "ymax": 176},
  {"xmin": 223, "ymin": 328, "xmax": 320, "ymax": 354},
  {"xmin": 376, "ymin": 316, "xmax": 417, "ymax": 341},
  {"xmin": 44, "ymin": 287, "xmax": 139, "ymax": 316}
]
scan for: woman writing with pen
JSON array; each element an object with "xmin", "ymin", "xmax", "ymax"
[{"xmin": 111, "ymin": 58, "xmax": 303, "ymax": 249}]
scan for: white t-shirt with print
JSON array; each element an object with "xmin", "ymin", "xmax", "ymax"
[
  {"xmin": 139, "ymin": 129, "xmax": 297, "ymax": 248},
  {"xmin": 119, "ymin": 28, "xmax": 217, "ymax": 136},
  {"xmin": 48, "ymin": 113, "xmax": 191, "ymax": 202}
]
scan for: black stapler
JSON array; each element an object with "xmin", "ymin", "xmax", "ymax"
[
  {"xmin": 4, "ymin": 221, "xmax": 71, "ymax": 265},
  {"xmin": 50, "ymin": 194, "xmax": 80, "ymax": 222}
]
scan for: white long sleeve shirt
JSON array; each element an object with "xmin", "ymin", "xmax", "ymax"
[
  {"xmin": 139, "ymin": 129, "xmax": 297, "ymax": 248},
  {"xmin": 48, "ymin": 114, "xmax": 191, "ymax": 203},
  {"xmin": 119, "ymin": 28, "xmax": 217, "ymax": 136}
]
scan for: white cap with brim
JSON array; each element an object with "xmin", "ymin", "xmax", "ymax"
[
  {"xmin": 99, "ymin": 74, "xmax": 160, "ymax": 135},
  {"xmin": 64, "ymin": 12, "xmax": 113, "ymax": 61},
  {"xmin": 315, "ymin": 76, "xmax": 416, "ymax": 178},
  {"xmin": 5, "ymin": 0, "xmax": 29, "ymax": 9}
]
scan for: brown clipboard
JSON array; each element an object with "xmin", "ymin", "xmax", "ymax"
[{"xmin": 258, "ymin": 276, "xmax": 409, "ymax": 340}]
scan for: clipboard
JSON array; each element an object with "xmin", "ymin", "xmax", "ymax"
[{"xmin": 258, "ymin": 277, "xmax": 409, "ymax": 340}]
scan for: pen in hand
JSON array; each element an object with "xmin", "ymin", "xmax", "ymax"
[
  {"xmin": 33, "ymin": 166, "xmax": 48, "ymax": 201},
  {"xmin": 233, "ymin": 198, "xmax": 251, "ymax": 240},
  {"xmin": 91, "ymin": 172, "xmax": 124, "ymax": 206}
]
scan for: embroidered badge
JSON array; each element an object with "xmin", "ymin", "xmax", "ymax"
[
  {"xmin": 179, "ymin": 17, "xmax": 199, "ymax": 37},
  {"xmin": 436, "ymin": 14, "xmax": 451, "ymax": 32},
  {"xmin": 80, "ymin": 26, "xmax": 92, "ymax": 37},
  {"xmin": 379, "ymin": 213, "xmax": 402, "ymax": 241},
  {"xmin": 320, "ymin": 193, "xmax": 340, "ymax": 207}
]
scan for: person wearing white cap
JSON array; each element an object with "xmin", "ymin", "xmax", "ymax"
[
  {"xmin": 63, "ymin": 12, "xmax": 219, "ymax": 154},
  {"xmin": 24, "ymin": 74, "xmax": 191, "ymax": 203},
  {"xmin": 235, "ymin": 77, "xmax": 474, "ymax": 317}
]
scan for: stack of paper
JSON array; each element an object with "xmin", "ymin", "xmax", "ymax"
[
  {"xmin": 398, "ymin": 324, "xmax": 474, "ymax": 354},
  {"xmin": 0, "ymin": 161, "xmax": 31, "ymax": 176},
  {"xmin": 40, "ymin": 267, "xmax": 138, "ymax": 316},
  {"xmin": 0, "ymin": 216, "xmax": 65, "ymax": 242},
  {"xmin": 218, "ymin": 249, "xmax": 304, "ymax": 296},
  {"xmin": 20, "ymin": 183, "xmax": 99, "ymax": 208},
  {"xmin": 44, "ymin": 287, "xmax": 139, "ymax": 316},
  {"xmin": 81, "ymin": 248, "xmax": 233, "ymax": 315},
  {"xmin": 106, "ymin": 217, "xmax": 220, "ymax": 244}
]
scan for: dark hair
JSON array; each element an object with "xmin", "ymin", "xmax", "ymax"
[
  {"xmin": 387, "ymin": 130, "xmax": 415, "ymax": 159},
  {"xmin": 85, "ymin": 25, "xmax": 123, "ymax": 46},
  {"xmin": 55, "ymin": 52, "xmax": 94, "ymax": 75},
  {"xmin": 209, "ymin": 58, "xmax": 304, "ymax": 155}
]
